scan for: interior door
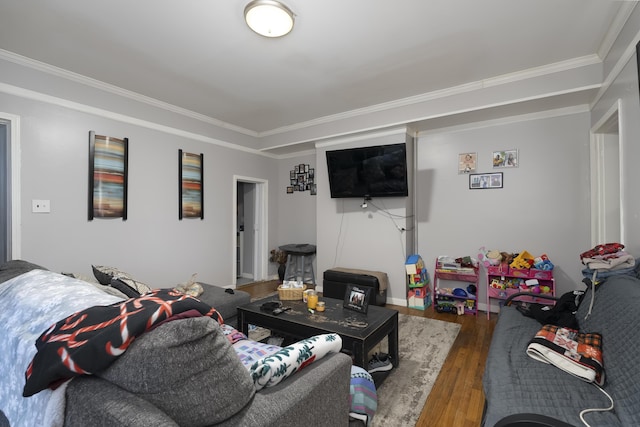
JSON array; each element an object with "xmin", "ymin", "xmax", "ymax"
[
  {"xmin": 233, "ymin": 176, "xmax": 268, "ymax": 286},
  {"xmin": 590, "ymin": 101, "xmax": 622, "ymax": 245}
]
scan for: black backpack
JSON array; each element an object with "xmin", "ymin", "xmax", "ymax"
[{"xmin": 516, "ymin": 290, "xmax": 585, "ymax": 329}]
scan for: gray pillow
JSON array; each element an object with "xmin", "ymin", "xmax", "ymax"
[{"xmin": 98, "ymin": 317, "xmax": 255, "ymax": 426}]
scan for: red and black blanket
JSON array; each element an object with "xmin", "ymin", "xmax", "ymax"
[{"xmin": 24, "ymin": 289, "xmax": 221, "ymax": 397}]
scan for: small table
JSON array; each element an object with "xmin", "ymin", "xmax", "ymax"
[{"xmin": 237, "ymin": 295, "xmax": 399, "ymax": 371}]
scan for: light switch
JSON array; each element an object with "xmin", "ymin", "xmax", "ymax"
[{"xmin": 32, "ymin": 199, "xmax": 51, "ymax": 213}]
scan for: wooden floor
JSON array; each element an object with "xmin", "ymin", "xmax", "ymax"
[{"xmin": 238, "ymin": 280, "xmax": 497, "ymax": 427}]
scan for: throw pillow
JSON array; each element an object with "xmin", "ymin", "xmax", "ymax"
[
  {"xmin": 249, "ymin": 333, "xmax": 342, "ymax": 390},
  {"xmin": 92, "ymin": 265, "xmax": 153, "ymax": 296},
  {"xmin": 92, "ymin": 265, "xmax": 126, "ymax": 285},
  {"xmin": 23, "ymin": 289, "xmax": 221, "ymax": 397},
  {"xmin": 110, "ymin": 278, "xmax": 141, "ymax": 298},
  {"xmin": 99, "ymin": 317, "xmax": 255, "ymax": 426}
]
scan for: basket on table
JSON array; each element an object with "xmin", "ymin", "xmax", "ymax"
[{"xmin": 277, "ymin": 284, "xmax": 307, "ymax": 300}]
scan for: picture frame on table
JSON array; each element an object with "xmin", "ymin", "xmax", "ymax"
[
  {"xmin": 469, "ymin": 172, "xmax": 503, "ymax": 189},
  {"xmin": 88, "ymin": 131, "xmax": 128, "ymax": 221},
  {"xmin": 343, "ymin": 284, "xmax": 371, "ymax": 314}
]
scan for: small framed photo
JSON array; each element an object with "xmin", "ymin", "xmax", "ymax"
[
  {"xmin": 286, "ymin": 186, "xmax": 294, "ymax": 194},
  {"xmin": 458, "ymin": 152, "xmax": 477, "ymax": 174},
  {"xmin": 309, "ymin": 168, "xmax": 315, "ymax": 179},
  {"xmin": 290, "ymin": 170, "xmax": 295, "ymax": 179},
  {"xmin": 310, "ymin": 184, "xmax": 317, "ymax": 195},
  {"xmin": 493, "ymin": 150, "xmax": 518, "ymax": 168},
  {"xmin": 469, "ymin": 172, "xmax": 503, "ymax": 189},
  {"xmin": 343, "ymin": 285, "xmax": 371, "ymax": 314}
]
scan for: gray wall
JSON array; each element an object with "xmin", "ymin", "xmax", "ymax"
[
  {"xmin": 316, "ymin": 128, "xmax": 414, "ymax": 305},
  {"xmin": 5, "ymin": 6, "xmax": 640, "ymax": 310},
  {"xmin": 1, "ymin": 90, "xmax": 279, "ymax": 288},
  {"xmin": 272, "ymin": 152, "xmax": 318, "ymax": 280},
  {"xmin": 416, "ymin": 112, "xmax": 591, "ymax": 312}
]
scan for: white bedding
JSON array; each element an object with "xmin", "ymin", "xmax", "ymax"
[{"xmin": 0, "ymin": 269, "xmax": 124, "ymax": 427}]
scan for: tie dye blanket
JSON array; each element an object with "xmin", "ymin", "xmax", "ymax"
[
  {"xmin": 0, "ymin": 269, "xmax": 221, "ymax": 427},
  {"xmin": 0, "ymin": 270, "xmax": 125, "ymax": 427}
]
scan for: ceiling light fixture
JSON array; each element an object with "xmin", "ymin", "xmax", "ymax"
[{"xmin": 244, "ymin": 0, "xmax": 295, "ymax": 38}]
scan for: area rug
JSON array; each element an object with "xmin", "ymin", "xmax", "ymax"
[{"xmin": 372, "ymin": 314, "xmax": 461, "ymax": 426}]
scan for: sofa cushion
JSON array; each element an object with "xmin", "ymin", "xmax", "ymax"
[
  {"xmin": 0, "ymin": 259, "xmax": 48, "ymax": 284},
  {"xmin": 99, "ymin": 317, "xmax": 255, "ymax": 427},
  {"xmin": 24, "ymin": 289, "xmax": 221, "ymax": 397}
]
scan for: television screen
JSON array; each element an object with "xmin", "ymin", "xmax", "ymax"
[{"xmin": 326, "ymin": 143, "xmax": 408, "ymax": 198}]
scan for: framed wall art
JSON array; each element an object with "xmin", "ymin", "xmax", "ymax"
[
  {"xmin": 179, "ymin": 149, "xmax": 204, "ymax": 219},
  {"xmin": 88, "ymin": 131, "xmax": 128, "ymax": 221},
  {"xmin": 492, "ymin": 150, "xmax": 518, "ymax": 168},
  {"xmin": 458, "ymin": 152, "xmax": 477, "ymax": 174},
  {"xmin": 343, "ymin": 284, "xmax": 372, "ymax": 314},
  {"xmin": 469, "ymin": 172, "xmax": 503, "ymax": 189},
  {"xmin": 286, "ymin": 163, "xmax": 314, "ymax": 194}
]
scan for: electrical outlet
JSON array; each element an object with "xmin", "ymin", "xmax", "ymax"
[{"xmin": 32, "ymin": 199, "xmax": 51, "ymax": 213}]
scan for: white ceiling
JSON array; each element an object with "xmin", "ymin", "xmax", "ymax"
[{"xmin": 0, "ymin": 0, "xmax": 632, "ymax": 151}]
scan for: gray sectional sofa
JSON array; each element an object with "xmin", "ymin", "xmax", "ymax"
[
  {"xmin": 0, "ymin": 260, "xmax": 352, "ymax": 427},
  {"xmin": 483, "ymin": 271, "xmax": 640, "ymax": 426}
]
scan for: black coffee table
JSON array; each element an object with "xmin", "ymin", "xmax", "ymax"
[{"xmin": 237, "ymin": 295, "xmax": 399, "ymax": 371}]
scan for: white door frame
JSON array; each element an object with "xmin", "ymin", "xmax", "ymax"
[
  {"xmin": 589, "ymin": 99, "xmax": 624, "ymax": 246},
  {"xmin": 232, "ymin": 175, "xmax": 268, "ymax": 286},
  {"xmin": 1, "ymin": 112, "xmax": 21, "ymax": 259}
]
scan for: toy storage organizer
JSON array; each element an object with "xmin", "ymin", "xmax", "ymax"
[
  {"xmin": 433, "ymin": 258, "xmax": 479, "ymax": 316},
  {"xmin": 485, "ymin": 265, "xmax": 555, "ymax": 319}
]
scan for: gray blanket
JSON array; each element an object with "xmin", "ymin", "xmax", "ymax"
[{"xmin": 483, "ymin": 274, "xmax": 640, "ymax": 426}]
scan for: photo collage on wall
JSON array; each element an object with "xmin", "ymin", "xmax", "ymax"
[
  {"xmin": 460, "ymin": 149, "xmax": 519, "ymax": 190},
  {"xmin": 287, "ymin": 163, "xmax": 316, "ymax": 195}
]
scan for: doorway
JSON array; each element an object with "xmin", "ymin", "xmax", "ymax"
[
  {"xmin": 590, "ymin": 100, "xmax": 623, "ymax": 245},
  {"xmin": 0, "ymin": 113, "xmax": 21, "ymax": 262},
  {"xmin": 233, "ymin": 176, "xmax": 268, "ymax": 287}
]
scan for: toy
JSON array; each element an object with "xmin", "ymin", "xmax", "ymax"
[
  {"xmin": 510, "ymin": 250, "xmax": 535, "ymax": 269},
  {"xmin": 453, "ymin": 288, "xmax": 468, "ymax": 297},
  {"xmin": 490, "ymin": 279, "xmax": 505, "ymax": 289},
  {"xmin": 455, "ymin": 301, "xmax": 466, "ymax": 315}
]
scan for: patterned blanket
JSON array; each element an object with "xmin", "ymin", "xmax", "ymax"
[
  {"xmin": 24, "ymin": 288, "xmax": 221, "ymax": 397},
  {"xmin": 0, "ymin": 269, "xmax": 221, "ymax": 427},
  {"xmin": 0, "ymin": 270, "xmax": 124, "ymax": 427}
]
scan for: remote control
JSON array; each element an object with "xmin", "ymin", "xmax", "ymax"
[{"xmin": 272, "ymin": 307, "xmax": 291, "ymax": 315}]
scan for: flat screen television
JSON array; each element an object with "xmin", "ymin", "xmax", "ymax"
[{"xmin": 325, "ymin": 143, "xmax": 408, "ymax": 198}]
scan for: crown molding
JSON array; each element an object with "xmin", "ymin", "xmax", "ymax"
[
  {"xmin": 417, "ymin": 104, "xmax": 590, "ymax": 137},
  {"xmin": 0, "ymin": 81, "xmax": 279, "ymax": 158},
  {"xmin": 0, "ymin": 47, "xmax": 604, "ymax": 141},
  {"xmin": 261, "ymin": 55, "xmax": 602, "ymax": 138},
  {"xmin": 0, "ymin": 49, "xmax": 258, "ymax": 137}
]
